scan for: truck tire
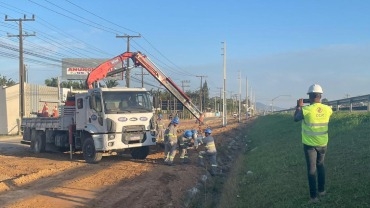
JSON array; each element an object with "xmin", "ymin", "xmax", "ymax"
[
  {"xmin": 31, "ymin": 131, "xmax": 46, "ymax": 153},
  {"xmin": 131, "ymin": 146, "xmax": 150, "ymax": 159},
  {"xmin": 82, "ymin": 137, "xmax": 103, "ymax": 164},
  {"xmin": 23, "ymin": 127, "xmax": 31, "ymax": 141}
]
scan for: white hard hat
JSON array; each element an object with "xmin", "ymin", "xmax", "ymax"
[{"xmin": 307, "ymin": 84, "xmax": 323, "ymax": 94}]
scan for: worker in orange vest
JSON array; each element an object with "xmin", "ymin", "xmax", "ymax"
[
  {"xmin": 41, "ymin": 103, "xmax": 49, "ymax": 117},
  {"xmin": 52, "ymin": 106, "xmax": 59, "ymax": 117}
]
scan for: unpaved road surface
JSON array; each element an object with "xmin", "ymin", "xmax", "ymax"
[{"xmin": 0, "ymin": 117, "xmax": 247, "ymax": 208}]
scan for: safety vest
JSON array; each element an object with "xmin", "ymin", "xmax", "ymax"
[
  {"xmin": 165, "ymin": 124, "xmax": 178, "ymax": 143},
  {"xmin": 157, "ymin": 120, "xmax": 164, "ymax": 130},
  {"xmin": 202, "ymin": 135, "xmax": 217, "ymax": 153},
  {"xmin": 301, "ymin": 103, "xmax": 333, "ymax": 146}
]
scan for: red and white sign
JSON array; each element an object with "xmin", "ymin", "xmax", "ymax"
[
  {"xmin": 66, "ymin": 67, "xmax": 117, "ymax": 75},
  {"xmin": 66, "ymin": 67, "xmax": 95, "ymax": 75}
]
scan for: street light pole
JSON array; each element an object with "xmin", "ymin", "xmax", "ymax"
[{"xmin": 271, "ymin": 95, "xmax": 290, "ymax": 112}]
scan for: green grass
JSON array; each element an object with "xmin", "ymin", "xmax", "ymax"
[{"xmin": 218, "ymin": 112, "xmax": 370, "ymax": 208}]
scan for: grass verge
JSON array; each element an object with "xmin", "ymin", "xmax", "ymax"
[{"xmin": 218, "ymin": 112, "xmax": 370, "ymax": 208}]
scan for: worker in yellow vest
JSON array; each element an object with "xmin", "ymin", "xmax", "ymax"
[{"xmin": 294, "ymin": 84, "xmax": 333, "ymax": 204}]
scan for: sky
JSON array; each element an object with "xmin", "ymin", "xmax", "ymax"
[{"xmin": 1, "ymin": 0, "xmax": 370, "ymax": 109}]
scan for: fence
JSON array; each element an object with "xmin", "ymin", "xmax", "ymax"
[{"xmin": 275, "ymin": 94, "xmax": 370, "ymax": 113}]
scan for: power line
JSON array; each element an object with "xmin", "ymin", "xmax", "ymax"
[
  {"xmin": 116, "ymin": 34, "xmax": 141, "ymax": 87},
  {"xmin": 5, "ymin": 14, "xmax": 35, "ymax": 119}
]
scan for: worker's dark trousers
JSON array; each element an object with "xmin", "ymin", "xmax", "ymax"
[{"xmin": 303, "ymin": 144, "xmax": 327, "ymax": 198}]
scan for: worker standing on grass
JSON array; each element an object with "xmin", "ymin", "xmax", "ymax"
[
  {"xmin": 164, "ymin": 117, "xmax": 179, "ymax": 166},
  {"xmin": 197, "ymin": 128, "xmax": 218, "ymax": 176},
  {"xmin": 156, "ymin": 114, "xmax": 165, "ymax": 143},
  {"xmin": 178, "ymin": 129, "xmax": 197, "ymax": 164},
  {"xmin": 294, "ymin": 84, "xmax": 333, "ymax": 204}
]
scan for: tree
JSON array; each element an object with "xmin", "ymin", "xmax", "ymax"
[
  {"xmin": 0, "ymin": 74, "xmax": 16, "ymax": 87},
  {"xmin": 45, "ymin": 77, "xmax": 86, "ymax": 89},
  {"xmin": 202, "ymin": 80, "xmax": 210, "ymax": 111},
  {"xmin": 105, "ymin": 79, "xmax": 119, "ymax": 88},
  {"xmin": 45, "ymin": 77, "xmax": 58, "ymax": 87}
]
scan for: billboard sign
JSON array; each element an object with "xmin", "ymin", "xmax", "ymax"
[{"xmin": 62, "ymin": 58, "xmax": 123, "ymax": 80}]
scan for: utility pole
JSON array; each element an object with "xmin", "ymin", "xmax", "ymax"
[
  {"xmin": 134, "ymin": 67, "xmax": 149, "ymax": 88},
  {"xmin": 116, "ymin": 33, "xmax": 141, "ymax": 87},
  {"xmin": 217, "ymin": 87, "xmax": 222, "ymax": 112},
  {"xmin": 196, "ymin": 75, "xmax": 207, "ymax": 112},
  {"xmin": 246, "ymin": 76, "xmax": 248, "ymax": 120},
  {"xmin": 238, "ymin": 70, "xmax": 241, "ymax": 123},
  {"xmin": 221, "ymin": 42, "xmax": 227, "ymax": 126},
  {"xmin": 5, "ymin": 14, "xmax": 35, "ymax": 119},
  {"xmin": 181, "ymin": 80, "xmax": 190, "ymax": 92}
]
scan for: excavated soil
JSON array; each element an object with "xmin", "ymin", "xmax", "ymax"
[{"xmin": 0, "ymin": 117, "xmax": 250, "ymax": 208}]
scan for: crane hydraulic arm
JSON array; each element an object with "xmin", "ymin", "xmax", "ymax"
[
  {"xmin": 86, "ymin": 52, "xmax": 133, "ymax": 89},
  {"xmin": 86, "ymin": 51, "xmax": 203, "ymax": 122}
]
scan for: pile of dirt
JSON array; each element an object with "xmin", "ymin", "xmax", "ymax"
[{"xmin": 0, "ymin": 117, "xmax": 251, "ymax": 208}]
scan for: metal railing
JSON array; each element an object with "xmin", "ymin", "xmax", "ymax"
[{"xmin": 274, "ymin": 94, "xmax": 370, "ymax": 113}]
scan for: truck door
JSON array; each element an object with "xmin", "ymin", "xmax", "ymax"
[
  {"xmin": 86, "ymin": 92, "xmax": 105, "ymax": 132},
  {"xmin": 75, "ymin": 96, "xmax": 88, "ymax": 129}
]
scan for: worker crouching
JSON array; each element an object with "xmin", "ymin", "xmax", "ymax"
[
  {"xmin": 197, "ymin": 128, "xmax": 218, "ymax": 176},
  {"xmin": 178, "ymin": 129, "xmax": 197, "ymax": 164}
]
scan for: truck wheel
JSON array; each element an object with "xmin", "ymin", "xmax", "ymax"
[
  {"xmin": 31, "ymin": 131, "xmax": 46, "ymax": 153},
  {"xmin": 131, "ymin": 146, "xmax": 150, "ymax": 159},
  {"xmin": 23, "ymin": 127, "xmax": 31, "ymax": 141},
  {"xmin": 82, "ymin": 137, "xmax": 103, "ymax": 164}
]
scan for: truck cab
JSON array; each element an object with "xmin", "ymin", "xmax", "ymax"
[{"xmin": 74, "ymin": 87, "xmax": 156, "ymax": 162}]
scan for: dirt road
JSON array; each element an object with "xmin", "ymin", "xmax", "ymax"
[{"xmin": 0, "ymin": 117, "xmax": 246, "ymax": 208}]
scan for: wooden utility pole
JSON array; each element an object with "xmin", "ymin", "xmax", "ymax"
[
  {"xmin": 216, "ymin": 87, "xmax": 222, "ymax": 112},
  {"xmin": 196, "ymin": 75, "xmax": 207, "ymax": 112},
  {"xmin": 135, "ymin": 67, "xmax": 149, "ymax": 88},
  {"xmin": 116, "ymin": 34, "xmax": 141, "ymax": 87},
  {"xmin": 181, "ymin": 80, "xmax": 190, "ymax": 92},
  {"xmin": 5, "ymin": 14, "xmax": 35, "ymax": 119}
]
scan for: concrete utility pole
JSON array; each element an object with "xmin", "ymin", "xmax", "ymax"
[
  {"xmin": 134, "ymin": 67, "xmax": 149, "ymax": 88},
  {"xmin": 5, "ymin": 14, "xmax": 35, "ymax": 119},
  {"xmin": 221, "ymin": 42, "xmax": 227, "ymax": 126},
  {"xmin": 246, "ymin": 76, "xmax": 248, "ymax": 120},
  {"xmin": 116, "ymin": 33, "xmax": 141, "ymax": 87},
  {"xmin": 181, "ymin": 80, "xmax": 190, "ymax": 92},
  {"xmin": 271, "ymin": 94, "xmax": 290, "ymax": 113},
  {"xmin": 196, "ymin": 75, "xmax": 207, "ymax": 112},
  {"xmin": 238, "ymin": 70, "xmax": 241, "ymax": 123}
]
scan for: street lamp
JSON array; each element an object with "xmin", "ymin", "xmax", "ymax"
[{"xmin": 271, "ymin": 95, "xmax": 290, "ymax": 112}]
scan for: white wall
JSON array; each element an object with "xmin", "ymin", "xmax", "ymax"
[{"xmin": 0, "ymin": 84, "xmax": 60, "ymax": 135}]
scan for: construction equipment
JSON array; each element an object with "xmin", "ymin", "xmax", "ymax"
[
  {"xmin": 86, "ymin": 51, "xmax": 203, "ymax": 122},
  {"xmin": 21, "ymin": 56, "xmax": 157, "ymax": 163},
  {"xmin": 21, "ymin": 51, "xmax": 202, "ymax": 163}
]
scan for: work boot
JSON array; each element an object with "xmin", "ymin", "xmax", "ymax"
[
  {"xmin": 167, "ymin": 161, "xmax": 175, "ymax": 166},
  {"xmin": 210, "ymin": 167, "xmax": 218, "ymax": 176},
  {"xmin": 308, "ymin": 197, "xmax": 319, "ymax": 204},
  {"xmin": 318, "ymin": 191, "xmax": 326, "ymax": 197}
]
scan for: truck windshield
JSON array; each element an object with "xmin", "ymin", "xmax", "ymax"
[{"xmin": 102, "ymin": 91, "xmax": 153, "ymax": 114}]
